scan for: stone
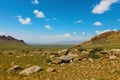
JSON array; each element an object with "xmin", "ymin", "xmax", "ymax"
[
  {"xmin": 46, "ymin": 67, "xmax": 55, "ymax": 73},
  {"xmin": 88, "ymin": 58, "xmax": 94, "ymax": 62},
  {"xmin": 59, "ymin": 56, "xmax": 73, "ymax": 63},
  {"xmin": 58, "ymin": 49, "xmax": 69, "ymax": 56},
  {"xmin": 19, "ymin": 66, "xmax": 42, "ymax": 75},
  {"xmin": 7, "ymin": 65, "xmax": 23, "ymax": 72},
  {"xmin": 109, "ymin": 55, "xmax": 117, "ymax": 60},
  {"xmin": 51, "ymin": 58, "xmax": 62, "ymax": 64}
]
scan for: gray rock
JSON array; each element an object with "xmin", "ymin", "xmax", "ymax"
[
  {"xmin": 7, "ymin": 65, "xmax": 23, "ymax": 72},
  {"xmin": 19, "ymin": 66, "xmax": 42, "ymax": 75},
  {"xmin": 59, "ymin": 56, "xmax": 73, "ymax": 63}
]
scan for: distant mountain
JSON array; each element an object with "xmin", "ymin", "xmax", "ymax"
[
  {"xmin": 0, "ymin": 35, "xmax": 28, "ymax": 48},
  {"xmin": 55, "ymin": 41, "xmax": 82, "ymax": 44},
  {"xmin": 75, "ymin": 30, "xmax": 120, "ymax": 49}
]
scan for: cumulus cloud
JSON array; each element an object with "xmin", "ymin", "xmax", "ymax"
[
  {"xmin": 33, "ymin": 10, "xmax": 45, "ymax": 18},
  {"xmin": 92, "ymin": 0, "xmax": 118, "ymax": 14},
  {"xmin": 93, "ymin": 21, "xmax": 103, "ymax": 26},
  {"xmin": 45, "ymin": 25, "xmax": 52, "ymax": 30},
  {"xmin": 73, "ymin": 32, "xmax": 76, "ymax": 35},
  {"xmin": 0, "ymin": 32, "xmax": 4, "ymax": 35},
  {"xmin": 74, "ymin": 20, "xmax": 83, "ymax": 24},
  {"xmin": 31, "ymin": 0, "xmax": 39, "ymax": 4},
  {"xmin": 17, "ymin": 16, "xmax": 31, "ymax": 25},
  {"xmin": 82, "ymin": 32, "xmax": 86, "ymax": 35},
  {"xmin": 95, "ymin": 29, "xmax": 117, "ymax": 35}
]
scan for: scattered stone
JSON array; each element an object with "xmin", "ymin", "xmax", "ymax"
[
  {"xmin": 109, "ymin": 55, "xmax": 117, "ymax": 60},
  {"xmin": 46, "ymin": 67, "xmax": 55, "ymax": 73},
  {"xmin": 7, "ymin": 65, "xmax": 23, "ymax": 73},
  {"xmin": 51, "ymin": 58, "xmax": 62, "ymax": 64},
  {"xmin": 49, "ymin": 55, "xmax": 56, "ymax": 58},
  {"xmin": 11, "ymin": 62, "xmax": 15, "ymax": 66},
  {"xmin": 19, "ymin": 66, "xmax": 42, "ymax": 75},
  {"xmin": 59, "ymin": 56, "xmax": 73, "ymax": 63},
  {"xmin": 58, "ymin": 49, "xmax": 69, "ymax": 56},
  {"xmin": 88, "ymin": 58, "xmax": 94, "ymax": 62}
]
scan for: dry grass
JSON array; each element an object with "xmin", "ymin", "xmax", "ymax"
[{"xmin": 0, "ymin": 48, "xmax": 120, "ymax": 80}]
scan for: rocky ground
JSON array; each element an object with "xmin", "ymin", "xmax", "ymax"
[{"xmin": 0, "ymin": 48, "xmax": 120, "ymax": 80}]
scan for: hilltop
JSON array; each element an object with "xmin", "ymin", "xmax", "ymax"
[
  {"xmin": 0, "ymin": 35, "xmax": 28, "ymax": 49},
  {"xmin": 75, "ymin": 30, "xmax": 120, "ymax": 49}
]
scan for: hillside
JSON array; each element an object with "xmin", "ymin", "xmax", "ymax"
[
  {"xmin": 0, "ymin": 35, "xmax": 28, "ymax": 49},
  {"xmin": 75, "ymin": 30, "xmax": 120, "ymax": 49}
]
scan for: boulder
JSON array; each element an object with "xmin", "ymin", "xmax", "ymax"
[
  {"xmin": 19, "ymin": 66, "xmax": 42, "ymax": 75},
  {"xmin": 59, "ymin": 56, "xmax": 73, "ymax": 63},
  {"xmin": 7, "ymin": 65, "xmax": 23, "ymax": 72},
  {"xmin": 46, "ymin": 67, "xmax": 55, "ymax": 73}
]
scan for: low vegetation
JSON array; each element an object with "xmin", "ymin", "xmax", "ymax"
[{"xmin": 0, "ymin": 31, "xmax": 120, "ymax": 80}]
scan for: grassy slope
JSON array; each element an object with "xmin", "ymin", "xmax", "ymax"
[
  {"xmin": 76, "ymin": 31, "xmax": 120, "ymax": 49},
  {"xmin": 0, "ymin": 39, "xmax": 29, "ymax": 49}
]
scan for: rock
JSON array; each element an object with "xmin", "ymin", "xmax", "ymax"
[
  {"xmin": 59, "ymin": 56, "xmax": 73, "ymax": 63},
  {"xmin": 58, "ymin": 49, "xmax": 69, "ymax": 56},
  {"xmin": 46, "ymin": 67, "xmax": 55, "ymax": 73},
  {"xmin": 7, "ymin": 65, "xmax": 23, "ymax": 72},
  {"xmin": 109, "ymin": 55, "xmax": 117, "ymax": 60},
  {"xmin": 67, "ymin": 53, "xmax": 79, "ymax": 58},
  {"xmin": 51, "ymin": 58, "xmax": 62, "ymax": 64},
  {"xmin": 11, "ymin": 62, "xmax": 15, "ymax": 66},
  {"xmin": 88, "ymin": 58, "xmax": 94, "ymax": 62},
  {"xmin": 49, "ymin": 55, "xmax": 56, "ymax": 58},
  {"xmin": 19, "ymin": 66, "xmax": 42, "ymax": 75}
]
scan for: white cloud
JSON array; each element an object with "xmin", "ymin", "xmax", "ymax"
[
  {"xmin": 92, "ymin": 0, "xmax": 118, "ymax": 14},
  {"xmin": 45, "ymin": 25, "xmax": 52, "ymax": 30},
  {"xmin": 74, "ymin": 20, "xmax": 83, "ymax": 24},
  {"xmin": 33, "ymin": 10, "xmax": 45, "ymax": 18},
  {"xmin": 17, "ymin": 16, "xmax": 31, "ymax": 25},
  {"xmin": 53, "ymin": 18, "xmax": 58, "ymax": 21},
  {"xmin": 82, "ymin": 32, "xmax": 86, "ymax": 35},
  {"xmin": 45, "ymin": 18, "xmax": 50, "ymax": 21},
  {"xmin": 73, "ymin": 32, "xmax": 76, "ymax": 35},
  {"xmin": 0, "ymin": 32, "xmax": 4, "ymax": 35},
  {"xmin": 93, "ymin": 21, "xmax": 103, "ymax": 26},
  {"xmin": 31, "ymin": 0, "xmax": 39, "ymax": 4}
]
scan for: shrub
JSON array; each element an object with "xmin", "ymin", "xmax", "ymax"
[
  {"xmin": 92, "ymin": 47, "xmax": 103, "ymax": 52},
  {"xmin": 90, "ymin": 52, "xmax": 99, "ymax": 59},
  {"xmin": 78, "ymin": 47, "xmax": 86, "ymax": 52},
  {"xmin": 45, "ymin": 58, "xmax": 52, "ymax": 63}
]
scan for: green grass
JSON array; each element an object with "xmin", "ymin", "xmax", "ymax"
[
  {"xmin": 0, "ymin": 39, "xmax": 29, "ymax": 49},
  {"xmin": 31, "ymin": 44, "xmax": 74, "ymax": 49}
]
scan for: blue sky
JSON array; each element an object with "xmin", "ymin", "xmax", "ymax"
[{"xmin": 0, "ymin": 0, "xmax": 120, "ymax": 44}]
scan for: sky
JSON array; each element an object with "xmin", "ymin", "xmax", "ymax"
[{"xmin": 0, "ymin": 0, "xmax": 120, "ymax": 44}]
